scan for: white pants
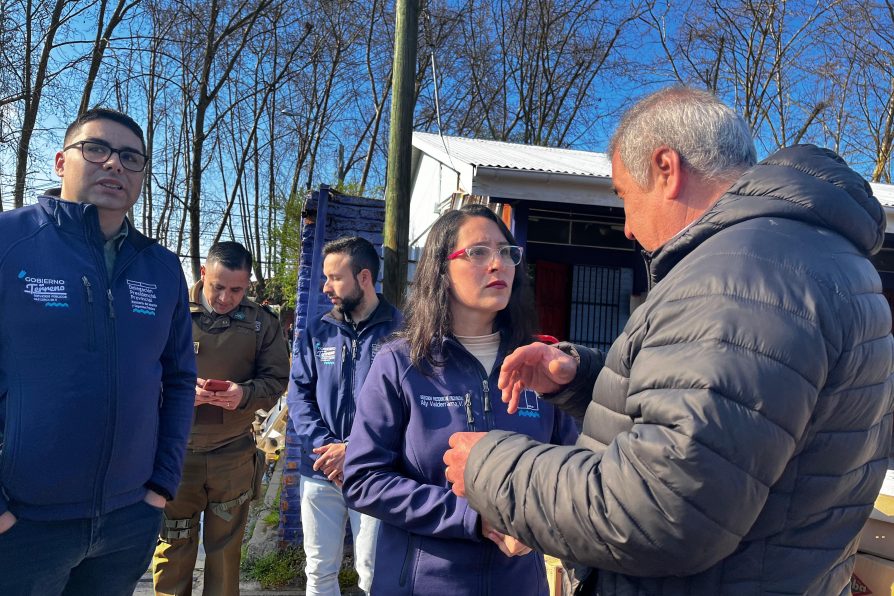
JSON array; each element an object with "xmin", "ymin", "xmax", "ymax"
[{"xmin": 300, "ymin": 475, "xmax": 379, "ymax": 595}]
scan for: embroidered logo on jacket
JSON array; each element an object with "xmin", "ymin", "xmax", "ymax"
[
  {"xmin": 418, "ymin": 394, "xmax": 464, "ymax": 408},
  {"xmin": 315, "ymin": 341, "xmax": 337, "ymax": 365},
  {"xmin": 19, "ymin": 270, "xmax": 69, "ymax": 307},
  {"xmin": 517, "ymin": 390, "xmax": 541, "ymax": 418},
  {"xmin": 127, "ymin": 279, "xmax": 158, "ymax": 316}
]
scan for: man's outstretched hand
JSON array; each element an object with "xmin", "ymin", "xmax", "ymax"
[
  {"xmin": 498, "ymin": 343, "xmax": 578, "ymax": 413},
  {"xmin": 443, "ymin": 432, "xmax": 487, "ymax": 496}
]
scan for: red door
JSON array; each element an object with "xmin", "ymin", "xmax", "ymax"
[{"xmin": 534, "ymin": 261, "xmax": 571, "ymax": 340}]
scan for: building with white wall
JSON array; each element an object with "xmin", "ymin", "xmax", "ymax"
[{"xmin": 410, "ymin": 132, "xmax": 894, "ymax": 344}]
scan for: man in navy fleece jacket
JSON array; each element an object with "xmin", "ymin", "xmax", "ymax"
[{"xmin": 0, "ymin": 108, "xmax": 196, "ymax": 595}]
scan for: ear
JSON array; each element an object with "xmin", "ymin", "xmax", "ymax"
[
  {"xmin": 54, "ymin": 150, "xmax": 66, "ymax": 178},
  {"xmin": 650, "ymin": 146, "xmax": 684, "ymax": 201},
  {"xmin": 200, "ymin": 265, "xmax": 206, "ymax": 281},
  {"xmin": 358, "ymin": 268, "xmax": 373, "ymax": 289}
]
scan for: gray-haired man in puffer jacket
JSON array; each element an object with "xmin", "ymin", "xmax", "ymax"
[{"xmin": 444, "ymin": 86, "xmax": 894, "ymax": 595}]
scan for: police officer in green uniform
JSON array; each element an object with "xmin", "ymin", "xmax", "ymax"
[{"xmin": 152, "ymin": 241, "xmax": 290, "ymax": 596}]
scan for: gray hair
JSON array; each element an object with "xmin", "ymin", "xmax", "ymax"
[{"xmin": 609, "ymin": 86, "xmax": 756, "ymax": 186}]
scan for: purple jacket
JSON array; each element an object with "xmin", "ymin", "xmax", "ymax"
[{"xmin": 343, "ymin": 335, "xmax": 578, "ymax": 596}]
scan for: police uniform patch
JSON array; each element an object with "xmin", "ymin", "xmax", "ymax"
[{"xmin": 255, "ymin": 320, "xmax": 262, "ymax": 332}]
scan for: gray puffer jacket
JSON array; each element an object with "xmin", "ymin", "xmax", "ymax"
[{"xmin": 465, "ymin": 145, "xmax": 894, "ymax": 595}]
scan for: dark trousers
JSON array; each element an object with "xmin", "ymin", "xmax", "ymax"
[{"xmin": 0, "ymin": 499, "xmax": 163, "ymax": 596}]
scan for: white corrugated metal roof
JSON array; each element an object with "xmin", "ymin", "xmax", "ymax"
[
  {"xmin": 413, "ymin": 131, "xmax": 894, "ymax": 214},
  {"xmin": 871, "ymin": 182, "xmax": 894, "ymax": 207},
  {"xmin": 413, "ymin": 131, "xmax": 611, "ymax": 178}
]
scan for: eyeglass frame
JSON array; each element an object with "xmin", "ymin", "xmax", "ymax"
[
  {"xmin": 62, "ymin": 139, "xmax": 149, "ymax": 173},
  {"xmin": 447, "ymin": 244, "xmax": 524, "ymax": 267}
]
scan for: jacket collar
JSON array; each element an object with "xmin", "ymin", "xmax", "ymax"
[
  {"xmin": 189, "ymin": 280, "xmax": 256, "ymax": 319},
  {"xmin": 323, "ymin": 293, "xmax": 397, "ymax": 331},
  {"xmin": 38, "ymin": 191, "xmax": 156, "ymax": 252},
  {"xmin": 435, "ymin": 330, "xmax": 512, "ymax": 367}
]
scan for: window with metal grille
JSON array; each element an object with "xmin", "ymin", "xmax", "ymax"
[{"xmin": 569, "ymin": 265, "xmax": 633, "ymax": 352}]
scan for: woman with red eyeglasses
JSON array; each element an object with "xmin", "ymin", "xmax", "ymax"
[{"xmin": 342, "ymin": 204, "xmax": 577, "ymax": 595}]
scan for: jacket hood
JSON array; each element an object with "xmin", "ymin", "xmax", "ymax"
[{"xmin": 649, "ymin": 144, "xmax": 886, "ymax": 283}]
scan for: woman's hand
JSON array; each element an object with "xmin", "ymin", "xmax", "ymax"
[{"xmin": 482, "ymin": 519, "xmax": 533, "ymax": 557}]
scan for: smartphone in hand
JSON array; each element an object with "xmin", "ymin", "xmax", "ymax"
[{"xmin": 203, "ymin": 379, "xmax": 230, "ymax": 392}]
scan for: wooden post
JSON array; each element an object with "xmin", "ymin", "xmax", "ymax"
[{"xmin": 382, "ymin": 0, "xmax": 418, "ymax": 308}]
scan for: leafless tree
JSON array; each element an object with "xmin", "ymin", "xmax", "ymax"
[
  {"xmin": 419, "ymin": 0, "xmax": 640, "ymax": 147},
  {"xmin": 175, "ymin": 0, "xmax": 276, "ymax": 279},
  {"xmin": 826, "ymin": 1, "xmax": 894, "ymax": 182},
  {"xmin": 78, "ymin": 0, "xmax": 141, "ymax": 114},
  {"xmin": 9, "ymin": 0, "xmax": 86, "ymax": 208},
  {"xmin": 643, "ymin": 0, "xmax": 840, "ymax": 154}
]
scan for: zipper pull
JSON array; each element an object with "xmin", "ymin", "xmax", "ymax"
[
  {"xmin": 464, "ymin": 392, "xmax": 475, "ymax": 427},
  {"xmin": 352, "ymin": 339, "xmax": 358, "ymax": 359},
  {"xmin": 107, "ymin": 289, "xmax": 116, "ymax": 318},
  {"xmin": 82, "ymin": 276, "xmax": 93, "ymax": 302},
  {"xmin": 342, "ymin": 344, "xmax": 347, "ymax": 363},
  {"xmin": 482, "ymin": 379, "xmax": 491, "ymax": 413}
]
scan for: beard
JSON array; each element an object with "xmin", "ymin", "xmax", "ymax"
[{"xmin": 335, "ymin": 282, "xmax": 364, "ymax": 316}]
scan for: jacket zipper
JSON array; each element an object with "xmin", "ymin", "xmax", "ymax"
[
  {"xmin": 398, "ymin": 533, "xmax": 418, "ymax": 587},
  {"xmin": 326, "ymin": 314, "xmax": 391, "ymax": 445},
  {"xmin": 482, "ymin": 379, "xmax": 492, "ymax": 430},
  {"xmin": 96, "ymin": 283, "xmax": 119, "ymax": 515},
  {"xmin": 642, "ymin": 250, "xmax": 656, "ymax": 290},
  {"xmin": 82, "ymin": 276, "xmax": 96, "ymax": 351},
  {"xmin": 347, "ymin": 338, "xmax": 358, "ymax": 429},
  {"xmin": 88, "ymin": 232, "xmax": 116, "ymax": 516},
  {"xmin": 483, "ymin": 545, "xmax": 493, "ymax": 595},
  {"xmin": 446, "ymin": 337, "xmax": 503, "ymax": 432},
  {"xmin": 464, "ymin": 392, "xmax": 476, "ymax": 431},
  {"xmin": 340, "ymin": 339, "xmax": 355, "ymax": 434}
]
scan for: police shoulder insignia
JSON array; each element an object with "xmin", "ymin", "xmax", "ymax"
[{"xmin": 193, "ymin": 341, "xmax": 200, "ymax": 354}]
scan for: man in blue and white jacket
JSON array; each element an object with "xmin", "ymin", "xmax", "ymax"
[
  {"xmin": 0, "ymin": 108, "xmax": 196, "ymax": 595},
  {"xmin": 287, "ymin": 236, "xmax": 401, "ymax": 596}
]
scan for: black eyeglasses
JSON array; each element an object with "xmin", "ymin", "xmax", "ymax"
[{"xmin": 63, "ymin": 140, "xmax": 148, "ymax": 172}]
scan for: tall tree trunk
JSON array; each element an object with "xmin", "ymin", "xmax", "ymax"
[
  {"xmin": 78, "ymin": 0, "xmax": 137, "ymax": 115},
  {"xmin": 14, "ymin": 0, "xmax": 67, "ymax": 209}
]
